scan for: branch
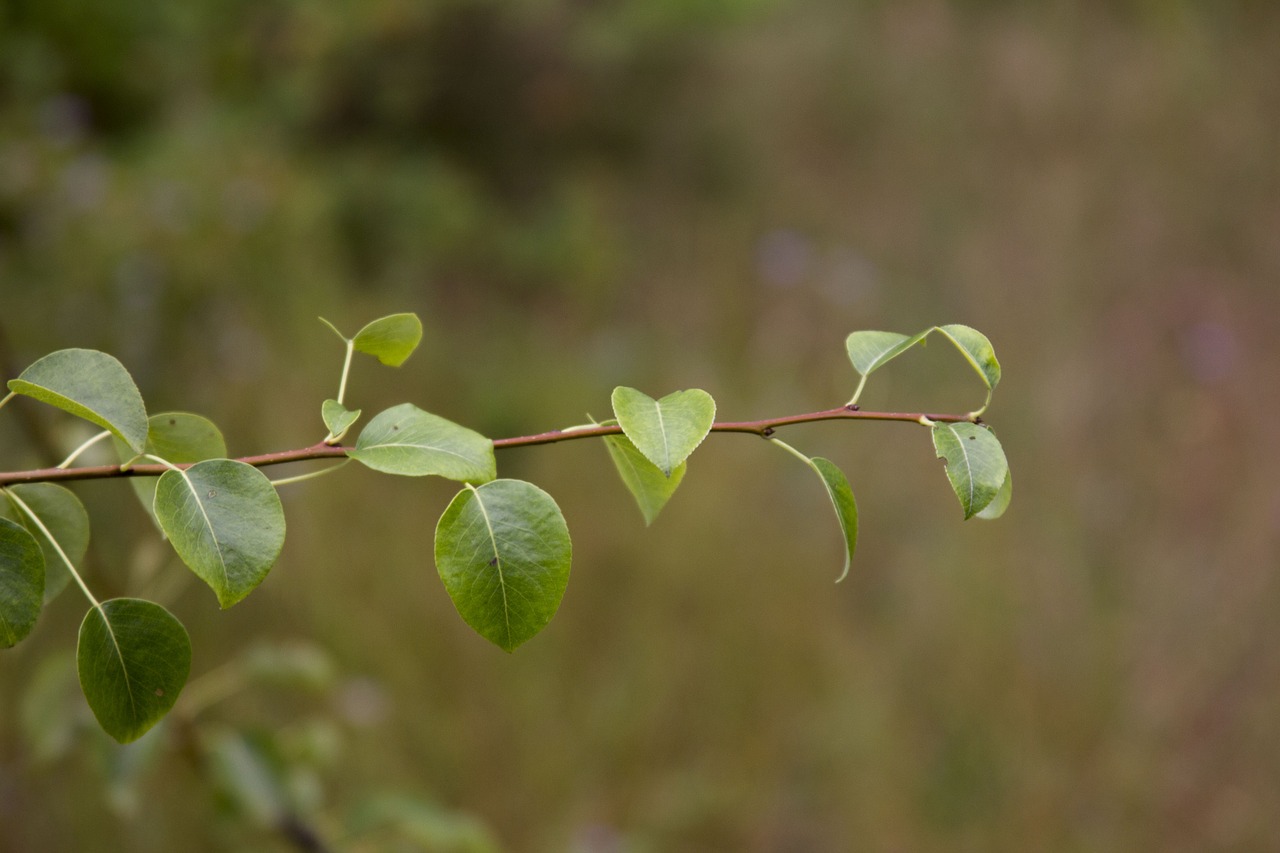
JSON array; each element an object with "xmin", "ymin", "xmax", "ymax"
[{"xmin": 0, "ymin": 405, "xmax": 977, "ymax": 486}]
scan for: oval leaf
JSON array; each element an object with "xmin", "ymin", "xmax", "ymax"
[
  {"xmin": 604, "ymin": 434, "xmax": 686, "ymax": 526},
  {"xmin": 8, "ymin": 349, "xmax": 148, "ymax": 453},
  {"xmin": 350, "ymin": 404, "xmax": 495, "ymax": 483},
  {"xmin": 611, "ymin": 387, "xmax": 716, "ymax": 477},
  {"xmin": 845, "ymin": 329, "xmax": 930, "ymax": 377},
  {"xmin": 352, "ymin": 313, "xmax": 424, "ymax": 367},
  {"xmin": 936, "ymin": 324, "xmax": 1001, "ymax": 391},
  {"xmin": 0, "ymin": 517, "xmax": 45, "ymax": 648},
  {"xmin": 154, "ymin": 460, "xmax": 286, "ymax": 608},
  {"xmin": 1, "ymin": 483, "xmax": 90, "ymax": 603},
  {"xmin": 77, "ymin": 598, "xmax": 191, "ymax": 744},
  {"xmin": 809, "ymin": 457, "xmax": 859, "ymax": 583},
  {"xmin": 322, "ymin": 399, "xmax": 361, "ymax": 442},
  {"xmin": 435, "ymin": 480, "xmax": 572, "ymax": 652},
  {"xmin": 115, "ymin": 413, "xmax": 228, "ymax": 529},
  {"xmin": 931, "ymin": 422, "xmax": 1009, "ymax": 519}
]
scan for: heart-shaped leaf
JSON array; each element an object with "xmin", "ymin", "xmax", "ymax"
[
  {"xmin": 604, "ymin": 434, "xmax": 687, "ymax": 525},
  {"xmin": 8, "ymin": 349, "xmax": 149, "ymax": 453},
  {"xmin": 435, "ymin": 480, "xmax": 572, "ymax": 652},
  {"xmin": 352, "ymin": 313, "xmax": 424, "ymax": 367},
  {"xmin": 932, "ymin": 422, "xmax": 1009, "ymax": 519},
  {"xmin": 350, "ymin": 404, "xmax": 495, "ymax": 483},
  {"xmin": 0, "ymin": 517, "xmax": 44, "ymax": 648},
  {"xmin": 114, "ymin": 413, "xmax": 228, "ymax": 529},
  {"xmin": 809, "ymin": 457, "xmax": 859, "ymax": 582},
  {"xmin": 322, "ymin": 399, "xmax": 361, "ymax": 442},
  {"xmin": 611, "ymin": 387, "xmax": 716, "ymax": 477},
  {"xmin": 1, "ymin": 483, "xmax": 89, "ymax": 604},
  {"xmin": 77, "ymin": 598, "xmax": 191, "ymax": 744},
  {"xmin": 154, "ymin": 460, "xmax": 286, "ymax": 608}
]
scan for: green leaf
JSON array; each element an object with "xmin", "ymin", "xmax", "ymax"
[
  {"xmin": 77, "ymin": 598, "xmax": 191, "ymax": 744},
  {"xmin": 935, "ymin": 324, "xmax": 1001, "ymax": 391},
  {"xmin": 604, "ymin": 434, "xmax": 687, "ymax": 525},
  {"xmin": 931, "ymin": 422, "xmax": 1009, "ymax": 519},
  {"xmin": 205, "ymin": 730, "xmax": 292, "ymax": 827},
  {"xmin": 435, "ymin": 480, "xmax": 572, "ymax": 652},
  {"xmin": 1, "ymin": 483, "xmax": 90, "ymax": 603},
  {"xmin": 321, "ymin": 399, "xmax": 361, "ymax": 442},
  {"xmin": 114, "ymin": 413, "xmax": 228, "ymax": 528},
  {"xmin": 976, "ymin": 468, "xmax": 1013, "ymax": 520},
  {"xmin": 845, "ymin": 329, "xmax": 930, "ymax": 377},
  {"xmin": 346, "ymin": 794, "xmax": 501, "ymax": 853},
  {"xmin": 352, "ymin": 313, "xmax": 424, "ymax": 367},
  {"xmin": 809, "ymin": 458, "xmax": 859, "ymax": 582},
  {"xmin": 350, "ymin": 404, "xmax": 496, "ymax": 483},
  {"xmin": 8, "ymin": 349, "xmax": 149, "ymax": 453},
  {"xmin": 0, "ymin": 517, "xmax": 44, "ymax": 648},
  {"xmin": 611, "ymin": 387, "xmax": 716, "ymax": 477},
  {"xmin": 154, "ymin": 460, "xmax": 286, "ymax": 608}
]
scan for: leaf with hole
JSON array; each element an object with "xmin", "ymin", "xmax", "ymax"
[
  {"xmin": 932, "ymin": 422, "xmax": 1009, "ymax": 519},
  {"xmin": 322, "ymin": 399, "xmax": 361, "ymax": 442},
  {"xmin": 2, "ymin": 483, "xmax": 89, "ymax": 604},
  {"xmin": 352, "ymin": 313, "xmax": 424, "ymax": 367},
  {"xmin": 77, "ymin": 598, "xmax": 190, "ymax": 744},
  {"xmin": 115, "ymin": 413, "xmax": 228, "ymax": 529},
  {"xmin": 8, "ymin": 349, "xmax": 149, "ymax": 453},
  {"xmin": 611, "ymin": 387, "xmax": 715, "ymax": 477},
  {"xmin": 808, "ymin": 457, "xmax": 859, "ymax": 582},
  {"xmin": 0, "ymin": 517, "xmax": 44, "ymax": 648},
  {"xmin": 435, "ymin": 480, "xmax": 572, "ymax": 652},
  {"xmin": 350, "ymin": 404, "xmax": 495, "ymax": 483},
  {"xmin": 604, "ymin": 434, "xmax": 687, "ymax": 525},
  {"xmin": 154, "ymin": 460, "xmax": 286, "ymax": 608}
]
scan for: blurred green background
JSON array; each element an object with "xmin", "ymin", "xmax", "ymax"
[{"xmin": 2, "ymin": 0, "xmax": 1279, "ymax": 850}]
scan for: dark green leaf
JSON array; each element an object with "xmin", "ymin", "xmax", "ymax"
[
  {"xmin": 932, "ymin": 422, "xmax": 1009, "ymax": 519},
  {"xmin": 0, "ymin": 517, "xmax": 44, "ymax": 648},
  {"xmin": 604, "ymin": 434, "xmax": 686, "ymax": 525},
  {"xmin": 435, "ymin": 480, "xmax": 572, "ymax": 652},
  {"xmin": 154, "ymin": 460, "xmax": 286, "ymax": 608},
  {"xmin": 352, "ymin": 313, "xmax": 423, "ymax": 367},
  {"xmin": 1, "ymin": 483, "xmax": 89, "ymax": 604},
  {"xmin": 77, "ymin": 598, "xmax": 191, "ymax": 744},
  {"xmin": 350, "ymin": 404, "xmax": 495, "ymax": 483},
  {"xmin": 611, "ymin": 386, "xmax": 716, "ymax": 477},
  {"xmin": 114, "ymin": 413, "xmax": 228, "ymax": 529},
  {"xmin": 8, "ymin": 349, "xmax": 148, "ymax": 453}
]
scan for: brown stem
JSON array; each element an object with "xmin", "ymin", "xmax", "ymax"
[{"xmin": 0, "ymin": 406, "xmax": 976, "ymax": 486}]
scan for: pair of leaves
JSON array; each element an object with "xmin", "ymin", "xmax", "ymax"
[
  {"xmin": 319, "ymin": 312, "xmax": 424, "ymax": 442},
  {"xmin": 846, "ymin": 324, "xmax": 1001, "ymax": 412}
]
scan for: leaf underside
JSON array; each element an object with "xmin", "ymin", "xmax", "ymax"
[
  {"xmin": 9, "ymin": 348, "xmax": 149, "ymax": 453},
  {"xmin": 809, "ymin": 457, "xmax": 859, "ymax": 582},
  {"xmin": 603, "ymin": 434, "xmax": 686, "ymax": 525},
  {"xmin": 350, "ymin": 403, "xmax": 496, "ymax": 483}
]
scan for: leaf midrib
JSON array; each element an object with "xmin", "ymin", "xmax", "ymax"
[{"xmin": 471, "ymin": 488, "xmax": 512, "ymax": 646}]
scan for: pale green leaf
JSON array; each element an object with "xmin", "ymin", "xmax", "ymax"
[
  {"xmin": 604, "ymin": 434, "xmax": 686, "ymax": 525},
  {"xmin": 932, "ymin": 422, "xmax": 1009, "ymax": 519},
  {"xmin": 114, "ymin": 413, "xmax": 228, "ymax": 529},
  {"xmin": 611, "ymin": 386, "xmax": 715, "ymax": 477},
  {"xmin": 1, "ymin": 483, "xmax": 89, "ymax": 603},
  {"xmin": 322, "ymin": 399, "xmax": 361, "ymax": 441},
  {"xmin": 346, "ymin": 794, "xmax": 501, "ymax": 852},
  {"xmin": 154, "ymin": 460, "xmax": 286, "ymax": 608},
  {"xmin": 976, "ymin": 468, "xmax": 1013, "ymax": 520},
  {"xmin": 845, "ymin": 329, "xmax": 930, "ymax": 377},
  {"xmin": 205, "ymin": 730, "xmax": 291, "ymax": 827},
  {"xmin": 936, "ymin": 324, "xmax": 1001, "ymax": 390},
  {"xmin": 352, "ymin": 313, "xmax": 424, "ymax": 367},
  {"xmin": 350, "ymin": 404, "xmax": 495, "ymax": 483},
  {"xmin": 8, "ymin": 349, "xmax": 148, "ymax": 453},
  {"xmin": 77, "ymin": 598, "xmax": 190, "ymax": 744},
  {"xmin": 0, "ymin": 517, "xmax": 44, "ymax": 648},
  {"xmin": 19, "ymin": 651, "xmax": 81, "ymax": 764},
  {"xmin": 435, "ymin": 480, "xmax": 572, "ymax": 652},
  {"xmin": 809, "ymin": 458, "xmax": 859, "ymax": 582}
]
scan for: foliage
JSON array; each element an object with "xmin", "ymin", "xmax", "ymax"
[{"xmin": 1, "ymin": 311, "xmax": 1008, "ymax": 751}]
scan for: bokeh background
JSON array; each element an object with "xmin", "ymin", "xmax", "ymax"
[{"xmin": 2, "ymin": 1, "xmax": 1279, "ymax": 850}]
